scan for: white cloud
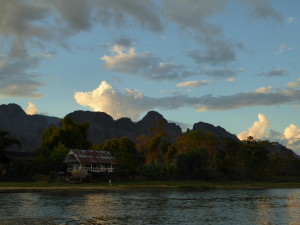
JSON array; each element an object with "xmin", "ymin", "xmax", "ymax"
[
  {"xmin": 101, "ymin": 45, "xmax": 150, "ymax": 73},
  {"xmin": 227, "ymin": 77, "xmax": 236, "ymax": 82},
  {"xmin": 285, "ymin": 17, "xmax": 296, "ymax": 23},
  {"xmin": 255, "ymin": 86, "xmax": 272, "ymax": 93},
  {"xmin": 288, "ymin": 78, "xmax": 300, "ymax": 89},
  {"xmin": 238, "ymin": 113, "xmax": 270, "ymax": 140},
  {"xmin": 25, "ymin": 102, "xmax": 39, "ymax": 115},
  {"xmin": 101, "ymin": 44, "xmax": 195, "ymax": 81},
  {"xmin": 74, "ymin": 81, "xmax": 154, "ymax": 120},
  {"xmin": 281, "ymin": 124, "xmax": 300, "ymax": 153},
  {"xmin": 176, "ymin": 80, "xmax": 209, "ymax": 87},
  {"xmin": 284, "ymin": 124, "xmax": 300, "ymax": 153},
  {"xmin": 276, "ymin": 44, "xmax": 293, "ymax": 54},
  {"xmin": 284, "ymin": 124, "xmax": 300, "ymax": 140},
  {"xmin": 238, "ymin": 114, "xmax": 300, "ymax": 153}
]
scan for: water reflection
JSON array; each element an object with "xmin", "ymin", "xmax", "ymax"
[
  {"xmin": 1, "ymin": 189, "xmax": 300, "ymax": 224},
  {"xmin": 286, "ymin": 190, "xmax": 300, "ymax": 225},
  {"xmin": 256, "ymin": 195, "xmax": 271, "ymax": 225}
]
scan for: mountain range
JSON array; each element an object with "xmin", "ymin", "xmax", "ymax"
[{"xmin": 0, "ymin": 103, "xmax": 297, "ymax": 158}]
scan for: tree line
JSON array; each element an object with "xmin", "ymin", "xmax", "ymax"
[{"xmin": 1, "ymin": 117, "xmax": 300, "ymax": 181}]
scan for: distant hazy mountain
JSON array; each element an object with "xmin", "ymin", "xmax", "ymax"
[{"xmin": 0, "ymin": 103, "xmax": 298, "ymax": 158}]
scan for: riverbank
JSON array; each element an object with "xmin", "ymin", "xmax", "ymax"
[{"xmin": 1, "ymin": 180, "xmax": 300, "ymax": 193}]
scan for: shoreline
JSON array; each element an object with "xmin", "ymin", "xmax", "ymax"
[{"xmin": 1, "ymin": 181, "xmax": 300, "ymax": 193}]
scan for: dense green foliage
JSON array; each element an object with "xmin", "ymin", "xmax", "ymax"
[
  {"xmin": 99, "ymin": 137, "xmax": 143, "ymax": 178},
  {"xmin": 1, "ymin": 118, "xmax": 300, "ymax": 182},
  {"xmin": 33, "ymin": 117, "xmax": 91, "ymax": 174}
]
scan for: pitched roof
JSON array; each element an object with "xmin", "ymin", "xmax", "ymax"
[{"xmin": 64, "ymin": 149, "xmax": 118, "ymax": 164}]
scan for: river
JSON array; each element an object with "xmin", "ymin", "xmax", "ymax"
[{"xmin": 0, "ymin": 188, "xmax": 300, "ymax": 224}]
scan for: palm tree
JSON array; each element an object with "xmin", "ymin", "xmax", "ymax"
[{"xmin": 0, "ymin": 131, "xmax": 20, "ymax": 163}]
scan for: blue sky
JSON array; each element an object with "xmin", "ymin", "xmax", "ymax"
[{"xmin": 1, "ymin": 0, "xmax": 300, "ymax": 153}]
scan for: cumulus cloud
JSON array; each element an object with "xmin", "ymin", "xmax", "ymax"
[
  {"xmin": 257, "ymin": 68, "xmax": 286, "ymax": 77},
  {"xmin": 101, "ymin": 45, "xmax": 195, "ymax": 81},
  {"xmin": 238, "ymin": 113, "xmax": 270, "ymax": 140},
  {"xmin": 284, "ymin": 124, "xmax": 300, "ymax": 152},
  {"xmin": 238, "ymin": 115, "xmax": 300, "ymax": 153},
  {"xmin": 276, "ymin": 44, "xmax": 293, "ymax": 54},
  {"xmin": 25, "ymin": 102, "xmax": 39, "ymax": 115},
  {"xmin": 284, "ymin": 124, "xmax": 300, "ymax": 140},
  {"xmin": 74, "ymin": 81, "xmax": 151, "ymax": 120},
  {"xmin": 176, "ymin": 80, "xmax": 209, "ymax": 87}
]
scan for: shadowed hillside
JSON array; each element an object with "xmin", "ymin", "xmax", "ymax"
[{"xmin": 0, "ymin": 103, "xmax": 297, "ymax": 159}]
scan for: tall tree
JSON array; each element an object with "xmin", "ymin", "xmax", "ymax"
[
  {"xmin": 41, "ymin": 117, "xmax": 91, "ymax": 150},
  {"xmin": 136, "ymin": 118, "xmax": 171, "ymax": 164},
  {"xmin": 34, "ymin": 117, "xmax": 91, "ymax": 174},
  {"xmin": 101, "ymin": 137, "xmax": 143, "ymax": 177}
]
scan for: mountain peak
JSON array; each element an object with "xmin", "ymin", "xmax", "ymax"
[
  {"xmin": 192, "ymin": 121, "xmax": 239, "ymax": 140},
  {"xmin": 0, "ymin": 103, "xmax": 25, "ymax": 116},
  {"xmin": 142, "ymin": 111, "xmax": 164, "ymax": 120}
]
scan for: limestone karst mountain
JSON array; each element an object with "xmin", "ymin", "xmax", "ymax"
[{"xmin": 0, "ymin": 103, "xmax": 298, "ymax": 158}]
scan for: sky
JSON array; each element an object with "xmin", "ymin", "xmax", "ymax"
[{"xmin": 1, "ymin": 0, "xmax": 300, "ymax": 153}]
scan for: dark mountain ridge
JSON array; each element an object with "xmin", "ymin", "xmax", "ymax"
[
  {"xmin": 0, "ymin": 104, "xmax": 60, "ymax": 152},
  {"xmin": 0, "ymin": 103, "xmax": 297, "ymax": 158}
]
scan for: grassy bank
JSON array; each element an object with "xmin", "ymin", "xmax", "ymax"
[{"xmin": 1, "ymin": 180, "xmax": 300, "ymax": 193}]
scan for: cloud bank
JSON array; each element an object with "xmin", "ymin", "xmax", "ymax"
[
  {"xmin": 0, "ymin": 42, "xmax": 43, "ymax": 99},
  {"xmin": 75, "ymin": 80, "xmax": 300, "ymax": 119},
  {"xmin": 0, "ymin": 0, "xmax": 284, "ymax": 99}
]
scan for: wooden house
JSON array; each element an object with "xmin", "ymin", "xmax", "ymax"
[{"xmin": 63, "ymin": 149, "xmax": 117, "ymax": 177}]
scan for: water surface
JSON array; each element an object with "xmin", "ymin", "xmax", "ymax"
[{"xmin": 1, "ymin": 188, "xmax": 300, "ymax": 224}]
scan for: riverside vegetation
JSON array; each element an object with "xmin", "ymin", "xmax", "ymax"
[{"xmin": 1, "ymin": 117, "xmax": 300, "ymax": 184}]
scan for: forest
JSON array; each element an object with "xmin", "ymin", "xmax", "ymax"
[{"xmin": 1, "ymin": 117, "xmax": 300, "ymax": 182}]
